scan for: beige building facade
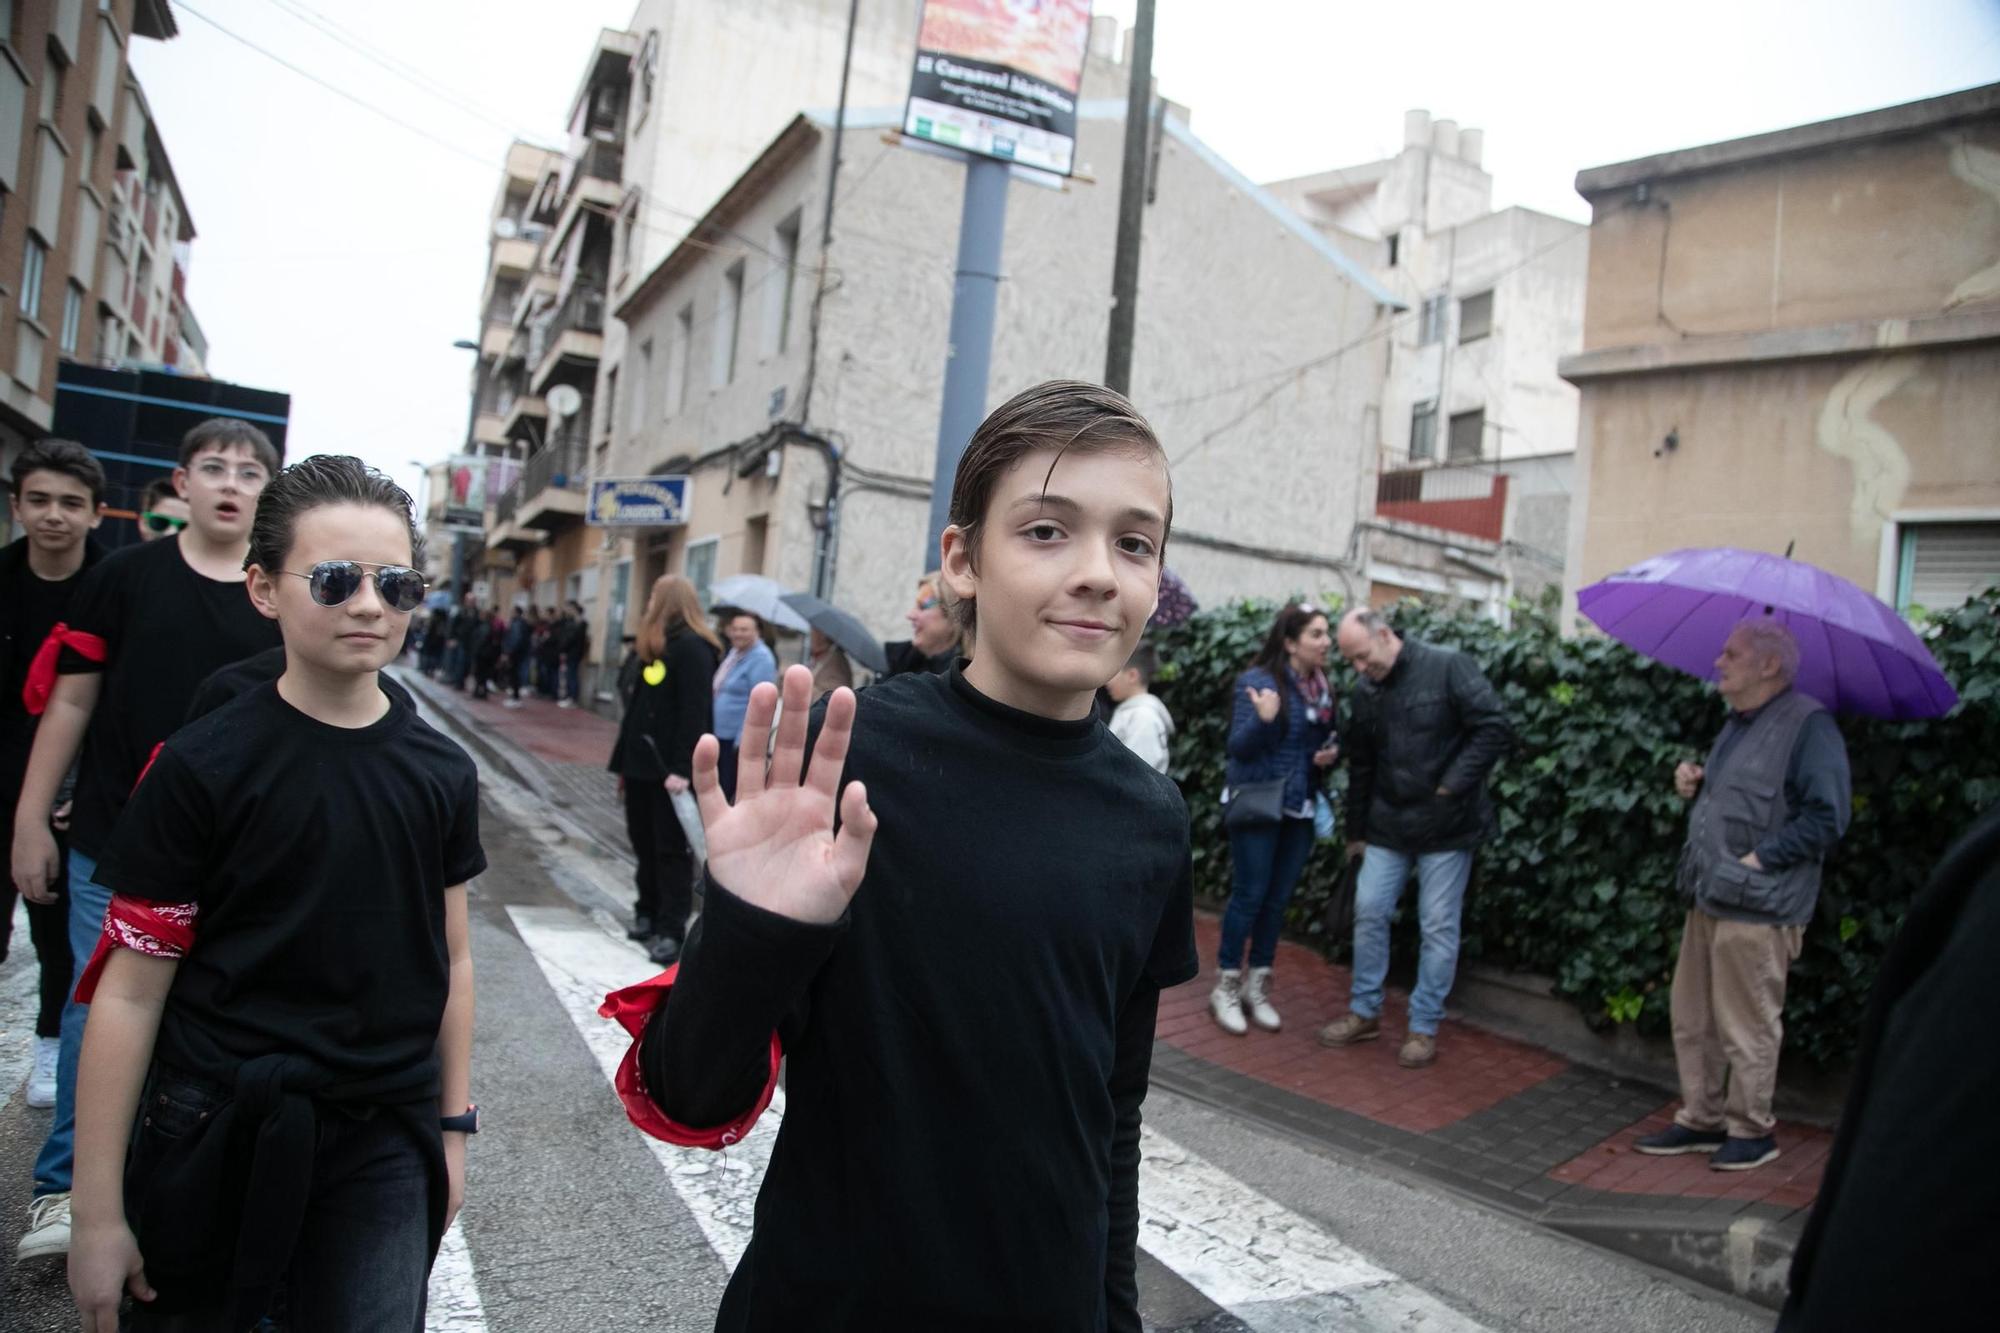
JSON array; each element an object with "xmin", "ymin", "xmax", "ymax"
[{"xmin": 1561, "ymin": 83, "xmax": 2000, "ymax": 621}]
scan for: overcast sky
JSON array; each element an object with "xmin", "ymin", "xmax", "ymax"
[{"xmin": 131, "ymin": 0, "xmax": 1999, "ymax": 504}]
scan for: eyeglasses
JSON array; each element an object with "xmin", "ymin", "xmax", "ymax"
[
  {"xmin": 191, "ymin": 459, "xmax": 271, "ymax": 488},
  {"xmin": 142, "ymin": 511, "xmax": 189, "ymax": 534},
  {"xmin": 280, "ymin": 561, "xmax": 428, "ymax": 613},
  {"xmin": 915, "ymin": 595, "xmax": 940, "ymax": 612}
]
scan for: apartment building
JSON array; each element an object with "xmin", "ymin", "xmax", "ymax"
[
  {"xmin": 1, "ymin": 0, "xmax": 201, "ymax": 480},
  {"xmin": 1266, "ymin": 111, "xmax": 1587, "ymax": 612}
]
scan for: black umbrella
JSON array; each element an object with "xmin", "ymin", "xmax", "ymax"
[{"xmin": 780, "ymin": 592, "xmax": 891, "ymax": 675}]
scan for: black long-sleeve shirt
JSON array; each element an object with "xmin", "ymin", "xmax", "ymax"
[{"xmin": 642, "ymin": 666, "xmax": 1197, "ymax": 1332}]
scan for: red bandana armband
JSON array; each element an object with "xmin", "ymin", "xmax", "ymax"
[
  {"xmin": 22, "ymin": 624, "xmax": 107, "ymax": 715},
  {"xmin": 598, "ymin": 963, "xmax": 782, "ymax": 1150},
  {"xmin": 73, "ymin": 896, "xmax": 198, "ymax": 1004}
]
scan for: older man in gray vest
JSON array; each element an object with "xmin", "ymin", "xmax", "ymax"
[{"xmin": 1637, "ymin": 619, "xmax": 1851, "ymax": 1171}]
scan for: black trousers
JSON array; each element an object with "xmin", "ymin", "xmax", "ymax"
[
  {"xmin": 623, "ymin": 778, "xmax": 694, "ymax": 946},
  {"xmin": 0, "ymin": 814, "xmax": 71, "ymax": 1037}
]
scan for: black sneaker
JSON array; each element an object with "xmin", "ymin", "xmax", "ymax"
[
  {"xmin": 626, "ymin": 915, "xmax": 655, "ymax": 943},
  {"xmin": 647, "ymin": 935, "xmax": 683, "ymax": 967},
  {"xmin": 1711, "ymin": 1135, "xmax": 1781, "ymax": 1171},
  {"xmin": 1634, "ymin": 1124, "xmax": 1728, "ymax": 1156}
]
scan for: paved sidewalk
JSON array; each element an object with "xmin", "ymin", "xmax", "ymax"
[{"xmin": 402, "ymin": 666, "xmax": 1825, "ymax": 1310}]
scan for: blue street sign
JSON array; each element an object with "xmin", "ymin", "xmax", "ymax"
[{"xmin": 588, "ymin": 475, "xmax": 691, "ymax": 527}]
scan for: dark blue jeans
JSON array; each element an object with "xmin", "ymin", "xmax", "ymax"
[
  {"xmin": 1219, "ymin": 817, "xmax": 1316, "ymax": 971},
  {"xmin": 124, "ymin": 1066, "xmax": 434, "ymax": 1332}
]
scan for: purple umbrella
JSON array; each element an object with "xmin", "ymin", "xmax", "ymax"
[
  {"xmin": 1149, "ymin": 566, "xmax": 1199, "ymax": 629},
  {"xmin": 1578, "ymin": 547, "xmax": 1958, "ymax": 719}
]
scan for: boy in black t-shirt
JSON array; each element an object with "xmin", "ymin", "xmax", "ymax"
[
  {"xmin": 603, "ymin": 381, "xmax": 1197, "ymax": 1332},
  {"xmin": 11, "ymin": 418, "xmax": 282, "ymax": 1266},
  {"xmin": 1, "ymin": 441, "xmax": 107, "ymax": 1113},
  {"xmin": 67, "ymin": 455, "xmax": 484, "ymax": 1332}
]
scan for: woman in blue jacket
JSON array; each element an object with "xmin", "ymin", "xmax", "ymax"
[
  {"xmin": 712, "ymin": 609, "xmax": 779, "ymax": 794},
  {"xmin": 1214, "ymin": 603, "xmax": 1339, "ymax": 1034}
]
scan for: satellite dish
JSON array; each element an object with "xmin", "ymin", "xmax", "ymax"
[
  {"xmin": 546, "ymin": 384, "xmax": 583, "ymax": 418},
  {"xmin": 493, "ymin": 217, "xmax": 519, "ymax": 240}
]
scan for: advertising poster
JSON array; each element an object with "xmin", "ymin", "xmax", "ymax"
[{"xmin": 903, "ymin": 0, "xmax": 1095, "ymax": 176}]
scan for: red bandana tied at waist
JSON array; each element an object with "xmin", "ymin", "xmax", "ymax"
[{"xmin": 22, "ymin": 623, "xmax": 106, "ymax": 715}]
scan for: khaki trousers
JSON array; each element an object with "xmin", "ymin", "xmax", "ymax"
[{"xmin": 1669, "ymin": 908, "xmax": 1804, "ymax": 1139}]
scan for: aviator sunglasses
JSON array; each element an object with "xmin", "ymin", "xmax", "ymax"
[{"xmin": 280, "ymin": 560, "xmax": 429, "ymax": 613}]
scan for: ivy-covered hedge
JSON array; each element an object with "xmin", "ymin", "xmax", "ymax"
[{"xmin": 1151, "ymin": 588, "xmax": 2000, "ymax": 1066}]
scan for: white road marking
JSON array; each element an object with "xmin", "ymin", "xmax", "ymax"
[
  {"xmin": 510, "ymin": 900, "xmax": 1490, "ymax": 1331},
  {"xmin": 1, "ymin": 898, "xmax": 42, "ymax": 1114},
  {"xmin": 425, "ymin": 1220, "xmax": 487, "ymax": 1332},
  {"xmin": 507, "ymin": 904, "xmax": 780, "ymax": 1269},
  {"xmin": 1139, "ymin": 1128, "xmax": 1493, "ymax": 1331}
]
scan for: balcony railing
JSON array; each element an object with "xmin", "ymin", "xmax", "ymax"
[
  {"xmin": 1375, "ymin": 456, "xmax": 1508, "ymax": 543},
  {"xmin": 523, "ymin": 438, "xmax": 588, "ymax": 499},
  {"xmin": 579, "ymin": 140, "xmax": 623, "ymax": 185},
  {"xmin": 526, "ymin": 284, "xmax": 605, "ymax": 369}
]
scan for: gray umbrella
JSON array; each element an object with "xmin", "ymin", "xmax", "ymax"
[
  {"xmin": 708, "ymin": 574, "xmax": 811, "ymax": 633},
  {"xmin": 780, "ymin": 592, "xmax": 891, "ymax": 675}
]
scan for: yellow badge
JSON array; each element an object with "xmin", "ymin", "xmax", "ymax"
[{"xmin": 642, "ymin": 660, "xmax": 667, "ymax": 686}]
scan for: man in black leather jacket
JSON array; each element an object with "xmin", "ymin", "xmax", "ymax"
[{"xmin": 1317, "ymin": 608, "xmax": 1510, "ymax": 1067}]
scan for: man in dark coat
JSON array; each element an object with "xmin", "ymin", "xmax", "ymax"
[{"xmin": 1318, "ymin": 607, "xmax": 1510, "ymax": 1068}]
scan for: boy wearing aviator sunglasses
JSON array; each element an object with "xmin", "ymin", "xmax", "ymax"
[
  {"xmin": 11, "ymin": 418, "xmax": 283, "ymax": 1269},
  {"xmin": 67, "ymin": 454, "xmax": 483, "ymax": 1331}
]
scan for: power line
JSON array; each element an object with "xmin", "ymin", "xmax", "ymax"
[
  {"xmin": 176, "ymin": 2, "xmax": 497, "ymax": 170},
  {"xmin": 1164, "ymin": 215, "xmax": 1596, "ymax": 467},
  {"xmin": 263, "ymin": 0, "xmax": 560, "ymax": 151}
]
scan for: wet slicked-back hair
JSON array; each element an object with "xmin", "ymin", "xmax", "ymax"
[
  {"xmin": 9, "ymin": 438, "xmax": 105, "ymax": 503},
  {"xmin": 245, "ymin": 454, "xmax": 423, "ymax": 575},
  {"xmin": 944, "ymin": 379, "xmax": 1169, "ymax": 633},
  {"xmin": 180, "ymin": 417, "xmax": 280, "ymax": 476}
]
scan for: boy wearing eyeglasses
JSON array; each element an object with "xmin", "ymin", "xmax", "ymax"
[
  {"xmin": 9, "ymin": 418, "xmax": 282, "ymax": 1267},
  {"xmin": 67, "ymin": 455, "xmax": 482, "ymax": 1331}
]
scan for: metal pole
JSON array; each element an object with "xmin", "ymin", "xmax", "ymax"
[
  {"xmin": 925, "ymin": 153, "xmax": 1010, "ymax": 567},
  {"xmin": 1104, "ymin": 0, "xmax": 1156, "ymax": 395}
]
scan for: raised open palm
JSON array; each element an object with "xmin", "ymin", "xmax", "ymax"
[{"xmin": 692, "ymin": 665, "xmax": 877, "ymax": 925}]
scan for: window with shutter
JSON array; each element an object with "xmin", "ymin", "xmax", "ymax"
[{"xmin": 1897, "ymin": 521, "xmax": 2000, "ymax": 615}]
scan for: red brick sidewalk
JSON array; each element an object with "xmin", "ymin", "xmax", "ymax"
[
  {"xmin": 1159, "ymin": 914, "xmax": 1832, "ymax": 1216},
  {"xmin": 439, "ymin": 681, "xmax": 619, "ymax": 767}
]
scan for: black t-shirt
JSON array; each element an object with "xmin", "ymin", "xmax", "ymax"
[
  {"xmin": 58, "ymin": 535, "xmax": 282, "ymax": 857},
  {"xmin": 0, "ymin": 538, "xmax": 98, "ymax": 789},
  {"xmin": 647, "ymin": 666, "xmax": 1197, "ymax": 1331},
  {"xmin": 94, "ymin": 681, "xmax": 485, "ymax": 1101},
  {"xmin": 181, "ymin": 645, "xmax": 416, "ymax": 724}
]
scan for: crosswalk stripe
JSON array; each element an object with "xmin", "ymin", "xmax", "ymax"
[
  {"xmin": 426, "ymin": 1221, "xmax": 488, "ymax": 1332},
  {"xmin": 2, "ymin": 898, "xmax": 42, "ymax": 1115},
  {"xmin": 505, "ymin": 904, "xmax": 779, "ymax": 1268},
  {"xmin": 1138, "ymin": 1128, "xmax": 1492, "ymax": 1331},
  {"xmin": 505, "ymin": 901, "xmax": 1488, "ymax": 1331}
]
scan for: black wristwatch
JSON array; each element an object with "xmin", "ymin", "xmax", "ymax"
[{"xmin": 441, "ymin": 1104, "xmax": 479, "ymax": 1135}]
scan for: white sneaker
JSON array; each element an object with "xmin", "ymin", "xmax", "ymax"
[
  {"xmin": 502, "ymin": 699, "xmax": 524, "ymax": 709},
  {"xmin": 25, "ymin": 1036, "xmax": 58, "ymax": 1108},
  {"xmin": 1244, "ymin": 967, "xmax": 1282, "ymax": 1032},
  {"xmin": 16, "ymin": 1190, "xmax": 70, "ymax": 1262},
  {"xmin": 1209, "ymin": 970, "xmax": 1248, "ymax": 1035}
]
